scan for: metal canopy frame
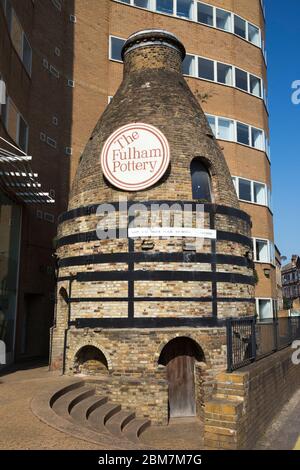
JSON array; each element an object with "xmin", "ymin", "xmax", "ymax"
[{"xmin": 0, "ymin": 137, "xmax": 55, "ymax": 204}]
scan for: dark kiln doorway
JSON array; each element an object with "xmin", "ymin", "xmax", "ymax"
[
  {"xmin": 74, "ymin": 345, "xmax": 108, "ymax": 375},
  {"xmin": 158, "ymin": 337, "xmax": 204, "ymax": 419}
]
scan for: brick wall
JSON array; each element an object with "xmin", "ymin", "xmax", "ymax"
[{"xmin": 204, "ymin": 346, "xmax": 300, "ymax": 449}]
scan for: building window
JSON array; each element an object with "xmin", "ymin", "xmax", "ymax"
[
  {"xmin": 250, "ymin": 75, "xmax": 262, "ymax": 97},
  {"xmin": 2, "ymin": 96, "xmax": 29, "ymax": 152},
  {"xmin": 216, "ymin": 8, "xmax": 231, "ymax": 32},
  {"xmin": 190, "ymin": 158, "xmax": 212, "ymax": 201},
  {"xmin": 254, "ymin": 239, "xmax": 269, "ymax": 262},
  {"xmin": 197, "ymin": 2, "xmax": 213, "ymax": 26},
  {"xmin": 217, "ymin": 62, "xmax": 232, "ymax": 85},
  {"xmin": 109, "ymin": 36, "xmax": 125, "ymax": 62},
  {"xmin": 1, "ymin": 2, "xmax": 32, "ymax": 76},
  {"xmin": 253, "ymin": 238, "xmax": 275, "ymax": 264},
  {"xmin": 217, "ymin": 118, "xmax": 234, "ymax": 141},
  {"xmin": 177, "ymin": 0, "xmax": 193, "ymax": 19},
  {"xmin": 253, "ymin": 181, "xmax": 267, "ymax": 205},
  {"xmin": 182, "ymin": 54, "xmax": 195, "ymax": 76},
  {"xmin": 236, "ymin": 122, "xmax": 250, "ymax": 146},
  {"xmin": 206, "ymin": 114, "xmax": 266, "ymax": 153},
  {"xmin": 232, "ymin": 176, "xmax": 270, "ymax": 208},
  {"xmin": 251, "ymin": 127, "xmax": 263, "ymax": 149},
  {"xmin": 18, "ymin": 115, "xmax": 29, "ymax": 152},
  {"xmin": 256, "ymin": 299, "xmax": 273, "ymax": 320},
  {"xmin": 235, "ymin": 68, "xmax": 248, "ymax": 92},
  {"xmin": 198, "ymin": 57, "xmax": 214, "ymax": 81},
  {"xmin": 109, "ymin": 36, "xmax": 263, "ymax": 99},
  {"xmin": 248, "ymin": 23, "xmax": 260, "ymax": 46},
  {"xmin": 156, "ymin": 0, "xmax": 174, "ymax": 15},
  {"xmin": 206, "ymin": 115, "xmax": 216, "ymax": 136},
  {"xmin": 22, "ymin": 33, "xmax": 32, "ymax": 76},
  {"xmin": 134, "ymin": 0, "xmax": 150, "ymax": 8},
  {"xmin": 234, "ymin": 15, "xmax": 246, "ymax": 39},
  {"xmin": 238, "ymin": 178, "xmax": 252, "ymax": 202}
]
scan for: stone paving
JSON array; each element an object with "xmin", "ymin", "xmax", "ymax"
[
  {"xmin": 255, "ymin": 388, "xmax": 300, "ymax": 450},
  {"xmin": 0, "ymin": 362, "xmax": 203, "ymax": 450},
  {"xmin": 1, "ymin": 362, "xmax": 300, "ymax": 450},
  {"xmin": 0, "ymin": 362, "xmax": 104, "ymax": 450}
]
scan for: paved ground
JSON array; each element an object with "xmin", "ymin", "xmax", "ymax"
[
  {"xmin": 0, "ymin": 362, "xmax": 101, "ymax": 450},
  {"xmin": 141, "ymin": 417, "xmax": 204, "ymax": 450},
  {"xmin": 0, "ymin": 361, "xmax": 204, "ymax": 450},
  {"xmin": 1, "ymin": 362, "xmax": 300, "ymax": 450},
  {"xmin": 256, "ymin": 388, "xmax": 300, "ymax": 450}
]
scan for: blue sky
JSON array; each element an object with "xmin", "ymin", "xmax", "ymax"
[{"xmin": 266, "ymin": 0, "xmax": 300, "ymax": 260}]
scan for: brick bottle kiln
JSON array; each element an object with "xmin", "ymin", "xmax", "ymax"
[{"xmin": 51, "ymin": 30, "xmax": 255, "ymax": 424}]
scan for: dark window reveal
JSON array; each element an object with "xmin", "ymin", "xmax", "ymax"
[{"xmin": 190, "ymin": 159, "xmax": 212, "ymax": 201}]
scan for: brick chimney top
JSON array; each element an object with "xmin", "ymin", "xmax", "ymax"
[
  {"xmin": 291, "ymin": 255, "xmax": 298, "ymax": 266},
  {"xmin": 121, "ymin": 29, "xmax": 186, "ymax": 62}
]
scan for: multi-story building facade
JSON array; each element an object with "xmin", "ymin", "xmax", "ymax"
[
  {"xmin": 282, "ymin": 255, "xmax": 300, "ymax": 301},
  {"xmin": 0, "ymin": 0, "xmax": 276, "ymax": 364},
  {"xmin": 0, "ymin": 0, "xmax": 74, "ymax": 364}
]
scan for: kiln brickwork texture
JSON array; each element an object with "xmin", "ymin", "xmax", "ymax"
[{"xmin": 51, "ymin": 30, "xmax": 254, "ymax": 426}]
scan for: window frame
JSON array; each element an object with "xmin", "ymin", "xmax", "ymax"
[
  {"xmin": 109, "ymin": 35, "xmax": 125, "ymax": 63},
  {"xmin": 252, "ymin": 237, "xmax": 275, "ymax": 265},
  {"xmin": 206, "ymin": 113, "xmax": 266, "ymax": 153},
  {"xmin": 256, "ymin": 298, "xmax": 275, "ymax": 321},
  {"xmin": 113, "ymin": 1, "xmax": 262, "ymax": 49},
  {"xmin": 232, "ymin": 175, "xmax": 270, "ymax": 209}
]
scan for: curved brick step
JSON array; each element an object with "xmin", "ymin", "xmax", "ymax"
[
  {"xmin": 87, "ymin": 402, "xmax": 121, "ymax": 433},
  {"xmin": 105, "ymin": 409, "xmax": 136, "ymax": 437},
  {"xmin": 38, "ymin": 379, "xmax": 152, "ymax": 447},
  {"xmin": 123, "ymin": 417, "xmax": 151, "ymax": 443},
  {"xmin": 70, "ymin": 395, "xmax": 108, "ymax": 424},
  {"xmin": 51, "ymin": 385, "xmax": 95, "ymax": 420}
]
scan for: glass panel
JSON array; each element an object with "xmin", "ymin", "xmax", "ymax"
[
  {"xmin": 18, "ymin": 115, "xmax": 28, "ymax": 153},
  {"xmin": 251, "ymin": 127, "xmax": 263, "ymax": 150},
  {"xmin": 197, "ymin": 2, "xmax": 213, "ymax": 26},
  {"xmin": 258, "ymin": 300, "xmax": 272, "ymax": 320},
  {"xmin": 190, "ymin": 159, "xmax": 212, "ymax": 201},
  {"xmin": 250, "ymin": 75, "xmax": 261, "ymax": 97},
  {"xmin": 238, "ymin": 179, "xmax": 251, "ymax": 201},
  {"xmin": 4, "ymin": 0, "xmax": 12, "ymax": 32},
  {"xmin": 134, "ymin": 0, "xmax": 149, "ymax": 7},
  {"xmin": 0, "ymin": 191, "xmax": 21, "ymax": 362},
  {"xmin": 206, "ymin": 115, "xmax": 216, "ymax": 136},
  {"xmin": 218, "ymin": 118, "xmax": 233, "ymax": 140},
  {"xmin": 182, "ymin": 54, "xmax": 194, "ymax": 75},
  {"xmin": 120, "ymin": 0, "xmax": 131, "ymax": 3},
  {"xmin": 177, "ymin": 0, "xmax": 193, "ymax": 19},
  {"xmin": 22, "ymin": 33, "xmax": 32, "ymax": 75},
  {"xmin": 110, "ymin": 37, "xmax": 125, "ymax": 61},
  {"xmin": 248, "ymin": 23, "xmax": 260, "ymax": 46},
  {"xmin": 217, "ymin": 63, "xmax": 232, "ymax": 85},
  {"xmin": 198, "ymin": 57, "xmax": 214, "ymax": 81},
  {"xmin": 253, "ymin": 182, "xmax": 266, "ymax": 205},
  {"xmin": 156, "ymin": 0, "xmax": 174, "ymax": 14},
  {"xmin": 235, "ymin": 68, "xmax": 248, "ymax": 91},
  {"xmin": 256, "ymin": 240, "xmax": 269, "ymax": 262},
  {"xmin": 216, "ymin": 8, "xmax": 231, "ymax": 31},
  {"xmin": 234, "ymin": 15, "xmax": 246, "ymax": 38},
  {"xmin": 237, "ymin": 122, "xmax": 250, "ymax": 145}
]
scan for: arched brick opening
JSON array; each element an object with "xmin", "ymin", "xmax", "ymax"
[
  {"xmin": 158, "ymin": 336, "xmax": 206, "ymax": 419},
  {"xmin": 74, "ymin": 345, "xmax": 109, "ymax": 376}
]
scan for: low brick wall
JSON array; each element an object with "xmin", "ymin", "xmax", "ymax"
[
  {"xmin": 204, "ymin": 345, "xmax": 300, "ymax": 449},
  {"xmin": 86, "ymin": 373, "xmax": 168, "ymax": 425}
]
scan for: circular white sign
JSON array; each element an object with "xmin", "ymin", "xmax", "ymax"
[{"xmin": 100, "ymin": 123, "xmax": 170, "ymax": 191}]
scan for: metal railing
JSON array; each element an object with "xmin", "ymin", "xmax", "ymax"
[{"xmin": 226, "ymin": 315, "xmax": 300, "ymax": 372}]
